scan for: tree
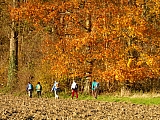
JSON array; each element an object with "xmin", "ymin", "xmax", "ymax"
[
  {"xmin": 9, "ymin": 0, "xmax": 160, "ymax": 93},
  {"xmin": 0, "ymin": 0, "xmax": 11, "ymax": 87},
  {"xmin": 8, "ymin": 0, "xmax": 19, "ymax": 90}
]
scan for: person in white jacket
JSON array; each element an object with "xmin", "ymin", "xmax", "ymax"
[
  {"xmin": 51, "ymin": 81, "xmax": 59, "ymax": 99},
  {"xmin": 71, "ymin": 80, "xmax": 78, "ymax": 99}
]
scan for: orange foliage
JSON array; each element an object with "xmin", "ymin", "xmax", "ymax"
[{"xmin": 10, "ymin": 0, "xmax": 160, "ymax": 82}]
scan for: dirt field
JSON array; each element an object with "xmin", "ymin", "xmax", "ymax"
[{"xmin": 0, "ymin": 94, "xmax": 160, "ymax": 120}]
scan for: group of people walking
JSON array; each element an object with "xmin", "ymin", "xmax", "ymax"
[
  {"xmin": 26, "ymin": 80, "xmax": 99, "ymax": 99},
  {"xmin": 26, "ymin": 82, "xmax": 42, "ymax": 98}
]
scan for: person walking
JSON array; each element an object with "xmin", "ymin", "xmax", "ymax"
[
  {"xmin": 92, "ymin": 80, "xmax": 99, "ymax": 99},
  {"xmin": 26, "ymin": 82, "xmax": 33, "ymax": 98},
  {"xmin": 71, "ymin": 80, "xmax": 78, "ymax": 99},
  {"xmin": 35, "ymin": 82, "xmax": 42, "ymax": 98},
  {"xmin": 51, "ymin": 81, "xmax": 59, "ymax": 99}
]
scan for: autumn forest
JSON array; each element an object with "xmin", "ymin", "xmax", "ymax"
[{"xmin": 0, "ymin": 0, "xmax": 160, "ymax": 94}]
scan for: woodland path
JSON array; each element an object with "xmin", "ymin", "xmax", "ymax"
[{"xmin": 0, "ymin": 94, "xmax": 160, "ymax": 120}]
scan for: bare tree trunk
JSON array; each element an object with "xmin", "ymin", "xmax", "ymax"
[
  {"xmin": 83, "ymin": 73, "xmax": 91, "ymax": 94},
  {"xmin": 86, "ymin": 14, "xmax": 91, "ymax": 32},
  {"xmin": 8, "ymin": 0, "xmax": 18, "ymax": 90},
  {"xmin": 83, "ymin": 13, "xmax": 92, "ymax": 94}
]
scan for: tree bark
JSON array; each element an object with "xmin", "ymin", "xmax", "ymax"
[
  {"xmin": 7, "ymin": 0, "xmax": 18, "ymax": 90},
  {"xmin": 83, "ymin": 73, "xmax": 91, "ymax": 94}
]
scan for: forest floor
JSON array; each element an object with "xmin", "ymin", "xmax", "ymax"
[{"xmin": 0, "ymin": 93, "xmax": 160, "ymax": 120}]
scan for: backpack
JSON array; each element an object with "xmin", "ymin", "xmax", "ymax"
[
  {"xmin": 75, "ymin": 84, "xmax": 78, "ymax": 90},
  {"xmin": 36, "ymin": 84, "xmax": 41, "ymax": 91},
  {"xmin": 94, "ymin": 82, "xmax": 99, "ymax": 90},
  {"xmin": 96, "ymin": 82, "xmax": 99, "ymax": 88},
  {"xmin": 28, "ymin": 84, "xmax": 33, "ymax": 90},
  {"xmin": 53, "ymin": 83, "xmax": 59, "ymax": 91}
]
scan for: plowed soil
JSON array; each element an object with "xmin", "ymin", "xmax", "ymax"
[{"xmin": 0, "ymin": 94, "xmax": 160, "ymax": 120}]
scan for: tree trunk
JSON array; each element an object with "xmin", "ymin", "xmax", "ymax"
[
  {"xmin": 83, "ymin": 13, "xmax": 92, "ymax": 93},
  {"xmin": 86, "ymin": 14, "xmax": 91, "ymax": 32},
  {"xmin": 7, "ymin": 0, "xmax": 18, "ymax": 90},
  {"xmin": 83, "ymin": 74, "xmax": 91, "ymax": 94}
]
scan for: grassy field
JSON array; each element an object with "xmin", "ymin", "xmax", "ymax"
[
  {"xmin": 55, "ymin": 92, "xmax": 160, "ymax": 105},
  {"xmin": 1, "ymin": 88, "xmax": 160, "ymax": 105},
  {"xmin": 73, "ymin": 94, "xmax": 160, "ymax": 105}
]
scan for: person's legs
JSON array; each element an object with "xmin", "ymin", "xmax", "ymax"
[
  {"xmin": 28, "ymin": 91, "xmax": 31, "ymax": 97},
  {"xmin": 54, "ymin": 90, "xmax": 56, "ymax": 99},
  {"xmin": 92, "ymin": 89, "xmax": 97, "ymax": 99},
  {"xmin": 72, "ymin": 90, "xmax": 75, "ymax": 99},
  {"xmin": 55, "ymin": 90, "xmax": 58, "ymax": 99},
  {"xmin": 37, "ymin": 91, "xmax": 39, "ymax": 97},
  {"xmin": 75, "ymin": 90, "xmax": 78, "ymax": 99},
  {"xmin": 30, "ymin": 90, "xmax": 32, "ymax": 98},
  {"xmin": 56, "ymin": 90, "xmax": 59, "ymax": 99},
  {"xmin": 92, "ymin": 90, "xmax": 95, "ymax": 98},
  {"xmin": 95, "ymin": 89, "xmax": 97, "ymax": 99},
  {"xmin": 37, "ymin": 91, "xmax": 41, "ymax": 98},
  {"xmin": 39, "ymin": 91, "xmax": 41, "ymax": 97}
]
